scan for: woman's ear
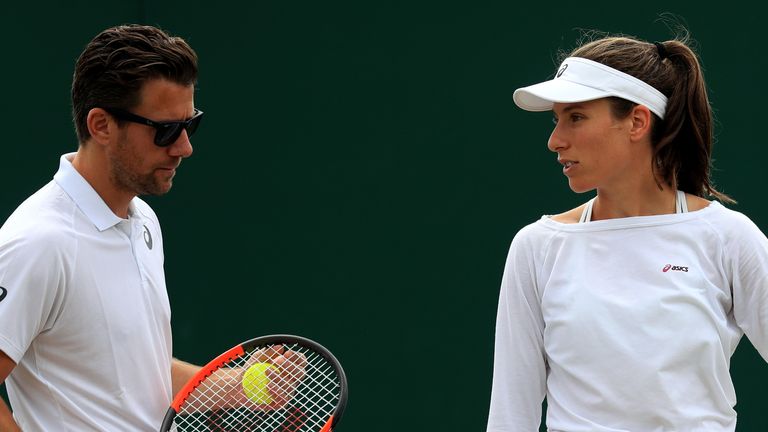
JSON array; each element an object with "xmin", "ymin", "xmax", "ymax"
[{"xmin": 629, "ymin": 104, "xmax": 653, "ymax": 142}]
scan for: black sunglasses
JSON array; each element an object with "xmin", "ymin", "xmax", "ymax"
[{"xmin": 102, "ymin": 107, "xmax": 204, "ymax": 147}]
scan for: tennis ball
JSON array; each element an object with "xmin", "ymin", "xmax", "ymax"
[{"xmin": 242, "ymin": 363, "xmax": 278, "ymax": 404}]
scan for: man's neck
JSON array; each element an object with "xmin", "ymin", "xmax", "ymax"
[{"xmin": 70, "ymin": 148, "xmax": 134, "ymax": 219}]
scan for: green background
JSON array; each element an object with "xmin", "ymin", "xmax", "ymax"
[{"xmin": 2, "ymin": 2, "xmax": 767, "ymax": 431}]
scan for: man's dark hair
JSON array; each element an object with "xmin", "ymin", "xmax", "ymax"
[{"xmin": 71, "ymin": 24, "xmax": 198, "ymax": 143}]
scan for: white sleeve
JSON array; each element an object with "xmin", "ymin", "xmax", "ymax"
[
  {"xmin": 0, "ymin": 227, "xmax": 68, "ymax": 363},
  {"xmin": 487, "ymin": 226, "xmax": 547, "ymax": 431},
  {"xmin": 728, "ymin": 213, "xmax": 768, "ymax": 362}
]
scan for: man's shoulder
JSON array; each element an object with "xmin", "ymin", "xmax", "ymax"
[
  {"xmin": 131, "ymin": 197, "xmax": 160, "ymax": 223},
  {"xmin": 1, "ymin": 181, "xmax": 78, "ymax": 248}
]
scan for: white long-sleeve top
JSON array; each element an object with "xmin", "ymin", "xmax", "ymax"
[{"xmin": 487, "ymin": 201, "xmax": 768, "ymax": 431}]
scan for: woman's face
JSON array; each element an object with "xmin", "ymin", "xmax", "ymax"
[{"xmin": 548, "ymin": 99, "xmax": 639, "ymax": 193}]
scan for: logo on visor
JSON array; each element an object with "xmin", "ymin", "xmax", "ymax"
[
  {"xmin": 557, "ymin": 64, "xmax": 568, "ymax": 78},
  {"xmin": 143, "ymin": 225, "xmax": 153, "ymax": 250},
  {"xmin": 0, "ymin": 286, "xmax": 7, "ymax": 303}
]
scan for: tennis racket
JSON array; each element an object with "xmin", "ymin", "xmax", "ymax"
[{"xmin": 159, "ymin": 334, "xmax": 348, "ymax": 432}]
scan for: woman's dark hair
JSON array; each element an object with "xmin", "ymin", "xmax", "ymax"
[{"xmin": 563, "ymin": 32, "xmax": 732, "ymax": 202}]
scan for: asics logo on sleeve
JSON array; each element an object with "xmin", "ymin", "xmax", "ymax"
[
  {"xmin": 143, "ymin": 225, "xmax": 153, "ymax": 250},
  {"xmin": 0, "ymin": 286, "xmax": 7, "ymax": 303},
  {"xmin": 662, "ymin": 264, "xmax": 688, "ymax": 272}
]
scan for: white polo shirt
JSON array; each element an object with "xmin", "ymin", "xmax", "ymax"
[{"xmin": 0, "ymin": 153, "xmax": 173, "ymax": 431}]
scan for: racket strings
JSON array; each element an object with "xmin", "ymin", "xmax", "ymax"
[{"xmin": 172, "ymin": 343, "xmax": 340, "ymax": 432}]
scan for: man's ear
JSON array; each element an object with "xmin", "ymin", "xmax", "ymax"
[
  {"xmin": 629, "ymin": 104, "xmax": 653, "ymax": 142},
  {"xmin": 86, "ymin": 108, "xmax": 113, "ymax": 146}
]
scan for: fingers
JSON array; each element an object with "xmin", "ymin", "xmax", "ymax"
[
  {"xmin": 271, "ymin": 350, "xmax": 307, "ymax": 381},
  {"xmin": 266, "ymin": 350, "xmax": 307, "ymax": 390},
  {"xmin": 265, "ymin": 350, "xmax": 307, "ymax": 408},
  {"xmin": 250, "ymin": 344, "xmax": 284, "ymax": 364},
  {"xmin": 239, "ymin": 346, "xmax": 308, "ymax": 410}
]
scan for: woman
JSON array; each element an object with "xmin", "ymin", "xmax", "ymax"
[{"xmin": 486, "ymin": 33, "xmax": 768, "ymax": 431}]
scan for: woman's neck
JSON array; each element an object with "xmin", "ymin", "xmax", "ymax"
[{"xmin": 591, "ymin": 183, "xmax": 677, "ymax": 221}]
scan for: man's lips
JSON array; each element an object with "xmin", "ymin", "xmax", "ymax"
[
  {"xmin": 157, "ymin": 162, "xmax": 181, "ymax": 171},
  {"xmin": 156, "ymin": 165, "xmax": 179, "ymax": 176}
]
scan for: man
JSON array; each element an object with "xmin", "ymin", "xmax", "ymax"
[{"xmin": 0, "ymin": 24, "xmax": 205, "ymax": 430}]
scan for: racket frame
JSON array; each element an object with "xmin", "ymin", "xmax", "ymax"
[{"xmin": 159, "ymin": 334, "xmax": 348, "ymax": 432}]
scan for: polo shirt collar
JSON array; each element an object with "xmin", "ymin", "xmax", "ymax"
[{"xmin": 53, "ymin": 153, "xmax": 137, "ymax": 232}]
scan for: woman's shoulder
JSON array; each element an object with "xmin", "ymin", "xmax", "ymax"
[
  {"xmin": 686, "ymin": 194, "xmax": 711, "ymax": 212},
  {"xmin": 548, "ymin": 204, "xmax": 588, "ymax": 224},
  {"xmin": 703, "ymin": 199, "xmax": 763, "ymax": 235},
  {"xmin": 512, "ymin": 208, "xmax": 579, "ymax": 245}
]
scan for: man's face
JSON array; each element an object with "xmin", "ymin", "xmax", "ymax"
[{"xmin": 108, "ymin": 78, "xmax": 196, "ymax": 196}]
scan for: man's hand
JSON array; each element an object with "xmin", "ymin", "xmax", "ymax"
[{"xmin": 253, "ymin": 345, "xmax": 308, "ymax": 409}]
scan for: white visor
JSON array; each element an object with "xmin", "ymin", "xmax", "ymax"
[{"xmin": 513, "ymin": 57, "xmax": 668, "ymax": 119}]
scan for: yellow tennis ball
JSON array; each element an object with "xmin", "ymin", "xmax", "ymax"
[{"xmin": 242, "ymin": 363, "xmax": 278, "ymax": 404}]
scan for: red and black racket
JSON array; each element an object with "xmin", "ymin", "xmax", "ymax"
[{"xmin": 160, "ymin": 335, "xmax": 348, "ymax": 432}]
